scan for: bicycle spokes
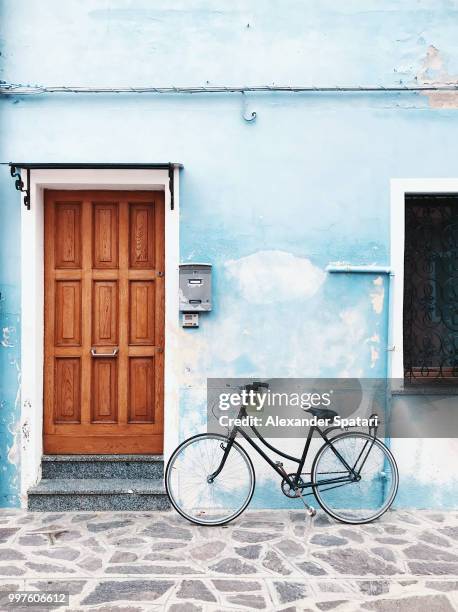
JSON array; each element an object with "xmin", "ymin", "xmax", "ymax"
[
  {"xmin": 312, "ymin": 433, "xmax": 398, "ymax": 524},
  {"xmin": 165, "ymin": 434, "xmax": 255, "ymax": 526}
]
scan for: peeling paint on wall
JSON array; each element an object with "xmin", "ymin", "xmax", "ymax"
[
  {"xmin": 366, "ymin": 333, "xmax": 380, "ymax": 369},
  {"xmin": 370, "ymin": 276, "xmax": 384, "ymax": 315},
  {"xmin": 21, "ymin": 412, "xmax": 31, "ymax": 451},
  {"xmin": 418, "ymin": 45, "xmax": 458, "ymax": 108},
  {"xmin": 1, "ymin": 326, "xmax": 15, "ymax": 348},
  {"xmin": 225, "ymin": 250, "xmax": 325, "ymax": 304},
  {"xmin": 0, "ymin": 287, "xmax": 21, "ymax": 506}
]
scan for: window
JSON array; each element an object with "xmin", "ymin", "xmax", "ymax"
[{"xmin": 403, "ymin": 194, "xmax": 458, "ymax": 382}]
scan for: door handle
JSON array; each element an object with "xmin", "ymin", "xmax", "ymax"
[{"xmin": 91, "ymin": 347, "xmax": 119, "ymax": 358}]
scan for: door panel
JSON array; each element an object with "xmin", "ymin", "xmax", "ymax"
[
  {"xmin": 129, "ymin": 357, "xmax": 155, "ymax": 423},
  {"xmin": 92, "ymin": 281, "xmax": 118, "ymax": 345},
  {"xmin": 129, "ymin": 204, "xmax": 156, "ymax": 268},
  {"xmin": 129, "ymin": 281, "xmax": 156, "ymax": 345},
  {"xmin": 55, "ymin": 281, "xmax": 82, "ymax": 346},
  {"xmin": 54, "ymin": 358, "xmax": 81, "ymax": 423},
  {"xmin": 92, "ymin": 360, "xmax": 118, "ymax": 423},
  {"xmin": 54, "ymin": 203, "xmax": 82, "ymax": 268},
  {"xmin": 44, "ymin": 190, "xmax": 164, "ymax": 454},
  {"xmin": 93, "ymin": 203, "xmax": 119, "ymax": 268}
]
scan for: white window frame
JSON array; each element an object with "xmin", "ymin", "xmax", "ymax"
[
  {"xmin": 390, "ymin": 179, "xmax": 458, "ymax": 379},
  {"xmin": 20, "ymin": 169, "xmax": 180, "ymax": 505}
]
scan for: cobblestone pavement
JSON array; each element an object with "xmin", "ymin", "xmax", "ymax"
[{"xmin": 0, "ymin": 509, "xmax": 457, "ymax": 611}]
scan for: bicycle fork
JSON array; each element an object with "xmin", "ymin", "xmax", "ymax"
[{"xmin": 207, "ymin": 438, "xmax": 235, "ymax": 483}]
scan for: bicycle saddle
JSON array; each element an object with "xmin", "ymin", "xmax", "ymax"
[{"xmin": 305, "ymin": 407, "xmax": 338, "ymax": 420}]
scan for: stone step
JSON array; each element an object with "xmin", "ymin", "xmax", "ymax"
[
  {"xmin": 27, "ymin": 478, "xmax": 170, "ymax": 512},
  {"xmin": 41, "ymin": 455, "xmax": 164, "ymax": 480}
]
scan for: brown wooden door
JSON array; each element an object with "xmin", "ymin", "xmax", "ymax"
[{"xmin": 44, "ymin": 190, "xmax": 164, "ymax": 454}]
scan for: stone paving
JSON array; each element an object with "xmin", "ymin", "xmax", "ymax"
[{"xmin": 0, "ymin": 508, "xmax": 457, "ymax": 611}]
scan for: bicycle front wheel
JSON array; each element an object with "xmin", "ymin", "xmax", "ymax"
[
  {"xmin": 165, "ymin": 433, "xmax": 255, "ymax": 526},
  {"xmin": 312, "ymin": 432, "xmax": 398, "ymax": 524}
]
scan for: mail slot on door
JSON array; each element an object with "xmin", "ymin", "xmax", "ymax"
[{"xmin": 179, "ymin": 263, "xmax": 212, "ymax": 312}]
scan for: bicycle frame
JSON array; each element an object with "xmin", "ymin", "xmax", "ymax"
[{"xmin": 208, "ymin": 410, "xmax": 371, "ymax": 493}]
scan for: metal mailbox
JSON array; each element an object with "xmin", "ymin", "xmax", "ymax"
[{"xmin": 179, "ymin": 263, "xmax": 212, "ymax": 312}]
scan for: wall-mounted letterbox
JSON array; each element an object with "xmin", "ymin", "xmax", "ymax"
[{"xmin": 179, "ymin": 263, "xmax": 212, "ymax": 312}]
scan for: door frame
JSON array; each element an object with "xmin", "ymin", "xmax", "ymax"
[{"xmin": 20, "ymin": 169, "xmax": 180, "ymax": 503}]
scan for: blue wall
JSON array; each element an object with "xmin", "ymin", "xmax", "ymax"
[{"xmin": 1, "ymin": 0, "xmax": 458, "ymax": 507}]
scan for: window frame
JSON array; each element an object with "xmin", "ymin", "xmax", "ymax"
[{"xmin": 390, "ymin": 179, "xmax": 458, "ymax": 384}]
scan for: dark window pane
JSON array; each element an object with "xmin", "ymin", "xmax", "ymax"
[{"xmin": 403, "ymin": 194, "xmax": 458, "ymax": 382}]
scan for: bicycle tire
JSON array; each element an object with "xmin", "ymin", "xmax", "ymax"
[
  {"xmin": 311, "ymin": 431, "xmax": 399, "ymax": 524},
  {"xmin": 165, "ymin": 433, "xmax": 256, "ymax": 526}
]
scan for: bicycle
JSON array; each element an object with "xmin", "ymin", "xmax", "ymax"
[{"xmin": 165, "ymin": 382, "xmax": 399, "ymax": 526}]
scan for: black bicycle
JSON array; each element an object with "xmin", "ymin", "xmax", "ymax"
[{"xmin": 165, "ymin": 382, "xmax": 399, "ymax": 526}]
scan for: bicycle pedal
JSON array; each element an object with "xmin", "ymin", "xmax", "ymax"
[{"xmin": 306, "ymin": 507, "xmax": 317, "ymax": 517}]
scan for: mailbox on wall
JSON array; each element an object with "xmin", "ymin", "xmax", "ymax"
[{"xmin": 179, "ymin": 263, "xmax": 212, "ymax": 313}]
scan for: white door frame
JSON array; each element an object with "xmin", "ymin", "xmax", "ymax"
[
  {"xmin": 390, "ymin": 178, "xmax": 458, "ymax": 379},
  {"xmin": 20, "ymin": 169, "xmax": 180, "ymax": 504}
]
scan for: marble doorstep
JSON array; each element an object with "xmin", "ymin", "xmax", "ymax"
[
  {"xmin": 28, "ymin": 456, "xmax": 169, "ymax": 512},
  {"xmin": 29, "ymin": 479, "xmax": 166, "ymax": 495},
  {"xmin": 0, "ymin": 509, "xmax": 457, "ymax": 611},
  {"xmin": 41, "ymin": 455, "xmax": 164, "ymax": 480},
  {"xmin": 27, "ymin": 479, "xmax": 170, "ymax": 512}
]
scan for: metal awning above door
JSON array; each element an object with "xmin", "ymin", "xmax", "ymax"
[{"xmin": 8, "ymin": 162, "xmax": 183, "ymax": 210}]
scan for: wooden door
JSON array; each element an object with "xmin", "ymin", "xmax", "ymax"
[{"xmin": 44, "ymin": 190, "xmax": 164, "ymax": 454}]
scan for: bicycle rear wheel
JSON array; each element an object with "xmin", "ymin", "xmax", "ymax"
[
  {"xmin": 312, "ymin": 432, "xmax": 398, "ymax": 524},
  {"xmin": 165, "ymin": 433, "xmax": 255, "ymax": 526}
]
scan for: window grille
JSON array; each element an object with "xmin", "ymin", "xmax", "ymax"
[{"xmin": 403, "ymin": 194, "xmax": 458, "ymax": 382}]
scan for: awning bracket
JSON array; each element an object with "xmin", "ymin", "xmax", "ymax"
[
  {"xmin": 10, "ymin": 164, "xmax": 30, "ymax": 210},
  {"xmin": 8, "ymin": 162, "xmax": 182, "ymax": 211},
  {"xmin": 168, "ymin": 163, "xmax": 175, "ymax": 210}
]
